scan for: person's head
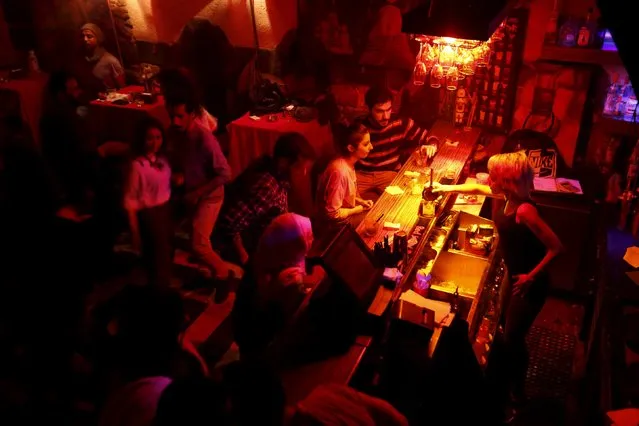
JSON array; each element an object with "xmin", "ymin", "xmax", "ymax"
[
  {"xmin": 155, "ymin": 377, "xmax": 229, "ymax": 426},
  {"xmin": 133, "ymin": 117, "xmax": 166, "ymax": 157},
  {"xmin": 110, "ymin": 285, "xmax": 185, "ymax": 378},
  {"xmin": 336, "ymin": 122, "xmax": 372, "ymax": 160},
  {"xmin": 81, "ymin": 23, "xmax": 104, "ymax": 51},
  {"xmin": 168, "ymin": 99, "xmax": 199, "ymax": 132},
  {"xmin": 156, "ymin": 67, "xmax": 200, "ymax": 106},
  {"xmin": 47, "ymin": 70, "xmax": 81, "ymax": 102},
  {"xmin": 272, "ymin": 132, "xmax": 314, "ymax": 181},
  {"xmin": 365, "ymin": 85, "xmax": 394, "ymax": 127},
  {"xmin": 254, "ymin": 213, "xmax": 313, "ymax": 289},
  {"xmin": 487, "ymin": 151, "xmax": 533, "ymax": 201},
  {"xmin": 222, "ymin": 361, "xmax": 286, "ymax": 426}
]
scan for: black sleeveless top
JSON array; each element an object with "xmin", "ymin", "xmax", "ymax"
[{"xmin": 494, "ymin": 201, "xmax": 547, "ymax": 280}]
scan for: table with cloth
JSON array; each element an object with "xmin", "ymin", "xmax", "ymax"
[
  {"xmin": 0, "ymin": 72, "xmax": 48, "ymax": 146},
  {"xmin": 88, "ymin": 86, "xmax": 171, "ymax": 144},
  {"xmin": 227, "ymin": 112, "xmax": 334, "ymax": 217}
]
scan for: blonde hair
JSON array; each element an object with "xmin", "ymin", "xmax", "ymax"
[{"xmin": 487, "ymin": 151, "xmax": 533, "ymax": 200}]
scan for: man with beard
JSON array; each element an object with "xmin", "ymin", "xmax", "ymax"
[
  {"xmin": 168, "ymin": 98, "xmax": 240, "ymax": 285},
  {"xmin": 77, "ymin": 23, "xmax": 125, "ymax": 97},
  {"xmin": 356, "ymin": 85, "xmax": 438, "ymax": 199}
]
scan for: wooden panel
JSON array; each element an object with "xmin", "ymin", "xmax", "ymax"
[{"xmin": 356, "ymin": 121, "xmax": 481, "ymax": 248}]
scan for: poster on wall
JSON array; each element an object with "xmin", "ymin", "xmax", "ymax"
[{"xmin": 297, "ymin": 0, "xmax": 427, "ymax": 70}]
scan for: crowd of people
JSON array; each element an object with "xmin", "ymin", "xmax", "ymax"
[{"xmin": 0, "ymin": 21, "xmax": 564, "ymax": 425}]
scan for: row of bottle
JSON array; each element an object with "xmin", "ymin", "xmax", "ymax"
[
  {"xmin": 545, "ymin": 6, "xmax": 603, "ymax": 48},
  {"xmin": 603, "ymin": 75, "xmax": 638, "ymax": 119}
]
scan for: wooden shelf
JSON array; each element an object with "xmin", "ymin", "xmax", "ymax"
[
  {"xmin": 540, "ymin": 46, "xmax": 623, "ymax": 66},
  {"xmin": 597, "ymin": 115, "xmax": 639, "ymax": 135}
]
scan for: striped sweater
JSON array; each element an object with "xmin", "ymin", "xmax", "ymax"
[{"xmin": 356, "ymin": 115, "xmax": 429, "ymax": 172}]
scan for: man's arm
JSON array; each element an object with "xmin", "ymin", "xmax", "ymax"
[
  {"xmin": 189, "ymin": 132, "xmax": 232, "ymax": 199},
  {"xmin": 402, "ymin": 117, "xmax": 437, "ymax": 158}
]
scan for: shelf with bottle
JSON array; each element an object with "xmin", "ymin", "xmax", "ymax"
[
  {"xmin": 541, "ymin": 6, "xmax": 622, "ymax": 66},
  {"xmin": 598, "ymin": 74, "xmax": 639, "ymax": 134}
]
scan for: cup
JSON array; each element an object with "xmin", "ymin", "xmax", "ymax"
[
  {"xmin": 415, "ymin": 269, "xmax": 431, "ymax": 291},
  {"xmin": 476, "ymin": 172, "xmax": 489, "ymax": 185},
  {"xmin": 362, "ymin": 217, "xmax": 380, "ymax": 238}
]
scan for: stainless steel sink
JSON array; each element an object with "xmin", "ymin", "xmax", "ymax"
[{"xmin": 429, "ymin": 250, "xmax": 489, "ymax": 298}]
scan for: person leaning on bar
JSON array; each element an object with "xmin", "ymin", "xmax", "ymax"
[
  {"xmin": 431, "ymin": 150, "xmax": 563, "ymax": 421},
  {"xmin": 355, "ymin": 85, "xmax": 438, "ymax": 200},
  {"xmin": 313, "ymin": 122, "xmax": 374, "ymax": 238}
]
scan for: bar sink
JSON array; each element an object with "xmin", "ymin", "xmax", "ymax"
[{"xmin": 429, "ymin": 250, "xmax": 489, "ymax": 299}]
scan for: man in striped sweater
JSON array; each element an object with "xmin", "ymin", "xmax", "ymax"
[{"xmin": 356, "ymin": 85, "xmax": 437, "ymax": 198}]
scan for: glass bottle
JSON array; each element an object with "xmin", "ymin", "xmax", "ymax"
[
  {"xmin": 496, "ymin": 107, "xmax": 505, "ymax": 128},
  {"xmin": 478, "ymin": 105, "xmax": 487, "ymax": 125},
  {"xmin": 577, "ymin": 8, "xmax": 595, "ymax": 47},
  {"xmin": 544, "ymin": 0, "xmax": 560, "ymax": 45},
  {"xmin": 558, "ymin": 16, "xmax": 579, "ymax": 47}
]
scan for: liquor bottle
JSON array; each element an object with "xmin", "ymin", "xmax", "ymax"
[
  {"xmin": 558, "ymin": 17, "xmax": 578, "ymax": 47},
  {"xmin": 577, "ymin": 8, "xmax": 595, "ymax": 47},
  {"xmin": 544, "ymin": 0, "xmax": 560, "ymax": 45},
  {"xmin": 496, "ymin": 107, "xmax": 505, "ymax": 128},
  {"xmin": 478, "ymin": 105, "xmax": 487, "ymax": 125},
  {"xmin": 615, "ymin": 79, "xmax": 627, "ymax": 116},
  {"xmin": 451, "ymin": 287, "xmax": 460, "ymax": 313},
  {"xmin": 603, "ymin": 73, "xmax": 620, "ymax": 116}
]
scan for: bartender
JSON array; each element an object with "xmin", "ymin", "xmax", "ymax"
[
  {"xmin": 78, "ymin": 23, "xmax": 125, "ymax": 97},
  {"xmin": 432, "ymin": 151, "xmax": 563, "ymax": 420}
]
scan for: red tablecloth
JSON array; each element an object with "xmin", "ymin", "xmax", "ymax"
[
  {"xmin": 88, "ymin": 86, "xmax": 170, "ymax": 144},
  {"xmin": 0, "ymin": 72, "xmax": 48, "ymax": 146},
  {"xmin": 227, "ymin": 112, "xmax": 334, "ymax": 217}
]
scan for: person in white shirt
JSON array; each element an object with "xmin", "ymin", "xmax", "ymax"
[
  {"xmin": 123, "ymin": 118, "xmax": 173, "ymax": 287},
  {"xmin": 314, "ymin": 123, "xmax": 374, "ymax": 236}
]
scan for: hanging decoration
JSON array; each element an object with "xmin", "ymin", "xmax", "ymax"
[{"xmin": 410, "ymin": 20, "xmax": 509, "ymax": 90}]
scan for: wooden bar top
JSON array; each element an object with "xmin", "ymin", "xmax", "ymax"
[{"xmin": 356, "ymin": 121, "xmax": 481, "ymax": 247}]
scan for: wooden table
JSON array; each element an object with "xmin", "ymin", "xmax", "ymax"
[{"xmin": 356, "ymin": 121, "xmax": 481, "ymax": 248}]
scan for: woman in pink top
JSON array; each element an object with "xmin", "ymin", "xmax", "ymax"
[
  {"xmin": 124, "ymin": 118, "xmax": 173, "ymax": 287},
  {"xmin": 315, "ymin": 123, "xmax": 374, "ymax": 237}
]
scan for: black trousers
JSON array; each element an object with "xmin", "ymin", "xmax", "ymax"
[
  {"xmin": 501, "ymin": 276, "xmax": 549, "ymax": 399},
  {"xmin": 139, "ymin": 202, "xmax": 173, "ymax": 287}
]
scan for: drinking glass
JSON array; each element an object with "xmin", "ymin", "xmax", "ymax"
[{"xmin": 430, "ymin": 64, "xmax": 443, "ymax": 88}]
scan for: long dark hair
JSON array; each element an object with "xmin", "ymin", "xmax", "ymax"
[{"xmin": 132, "ymin": 117, "xmax": 167, "ymax": 159}]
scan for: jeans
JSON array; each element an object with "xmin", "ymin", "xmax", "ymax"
[
  {"xmin": 190, "ymin": 186, "xmax": 225, "ymax": 275},
  {"xmin": 356, "ymin": 170, "xmax": 398, "ymax": 199}
]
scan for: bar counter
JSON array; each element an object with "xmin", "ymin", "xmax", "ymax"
[
  {"xmin": 356, "ymin": 121, "xmax": 480, "ymax": 249},
  {"xmin": 279, "ymin": 121, "xmax": 509, "ymax": 405}
]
